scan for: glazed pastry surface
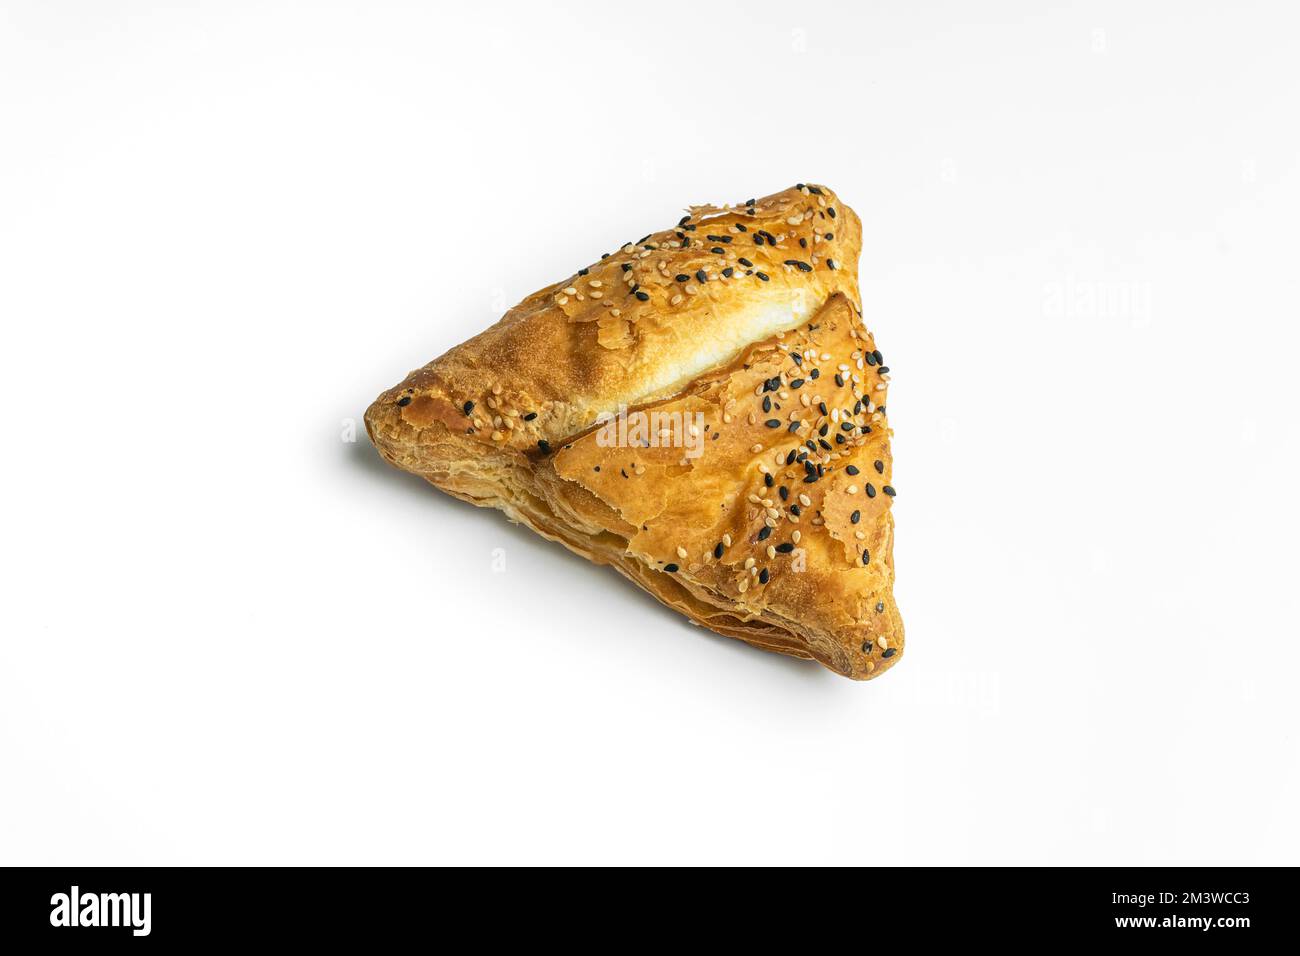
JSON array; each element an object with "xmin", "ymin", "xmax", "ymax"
[{"xmin": 365, "ymin": 184, "xmax": 902, "ymax": 679}]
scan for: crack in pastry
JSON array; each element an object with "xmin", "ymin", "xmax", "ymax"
[{"xmin": 365, "ymin": 184, "xmax": 903, "ymax": 679}]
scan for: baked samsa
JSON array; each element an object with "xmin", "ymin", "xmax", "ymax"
[{"xmin": 365, "ymin": 184, "xmax": 902, "ymax": 679}]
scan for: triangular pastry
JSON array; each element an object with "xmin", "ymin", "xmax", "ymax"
[{"xmin": 365, "ymin": 184, "xmax": 902, "ymax": 679}]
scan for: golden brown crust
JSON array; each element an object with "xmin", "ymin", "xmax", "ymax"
[{"xmin": 365, "ymin": 184, "xmax": 902, "ymax": 679}]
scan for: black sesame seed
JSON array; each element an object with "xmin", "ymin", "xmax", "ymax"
[
  {"xmin": 861, "ymin": 641, "xmax": 873, "ymax": 653},
  {"xmin": 759, "ymin": 568, "xmax": 769, "ymax": 585},
  {"xmin": 693, "ymin": 270, "xmax": 707, "ymax": 284},
  {"xmin": 523, "ymin": 412, "xmax": 538, "ymax": 421},
  {"xmin": 799, "ymin": 237, "xmax": 807, "ymax": 248},
  {"xmin": 818, "ymin": 401, "xmax": 829, "ymax": 415},
  {"xmin": 785, "ymin": 450, "xmax": 797, "ymax": 465},
  {"xmin": 826, "ymin": 258, "xmax": 837, "ymax": 270},
  {"xmin": 634, "ymin": 291, "xmax": 650, "ymax": 301},
  {"xmin": 664, "ymin": 563, "xmax": 679, "ymax": 573},
  {"xmin": 882, "ymin": 647, "xmax": 897, "ymax": 659},
  {"xmin": 883, "ymin": 485, "xmax": 896, "ymax": 496},
  {"xmin": 765, "ymin": 419, "xmax": 781, "ymax": 428},
  {"xmin": 764, "ymin": 473, "xmax": 773, "ymax": 487},
  {"xmin": 818, "ymin": 439, "xmax": 831, "ymax": 450},
  {"xmin": 865, "ymin": 352, "xmax": 877, "ymax": 366},
  {"xmin": 675, "ymin": 273, "xmax": 690, "ymax": 282},
  {"xmin": 537, "ymin": 439, "xmax": 551, "ymax": 453},
  {"xmin": 754, "ymin": 235, "xmax": 765, "ymax": 245},
  {"xmin": 790, "ymin": 503, "xmax": 801, "ymax": 516},
  {"xmin": 778, "ymin": 486, "xmax": 789, "ymax": 501},
  {"xmin": 841, "ymin": 421, "xmax": 855, "ymax": 432},
  {"xmin": 738, "ymin": 257, "xmax": 753, "ymax": 268},
  {"xmin": 827, "ymin": 207, "xmax": 837, "ymax": 218},
  {"xmin": 851, "ymin": 510, "xmax": 860, "ymax": 524},
  {"xmin": 787, "ymin": 422, "xmax": 800, "ymax": 434},
  {"xmin": 722, "ymin": 267, "xmax": 734, "ymax": 278},
  {"xmin": 846, "ymin": 464, "xmax": 859, "ymax": 476},
  {"xmin": 714, "ymin": 542, "xmax": 724, "ymax": 559},
  {"xmin": 463, "ymin": 400, "xmax": 475, "ymax": 416},
  {"xmin": 790, "ymin": 352, "xmax": 802, "ymax": 365},
  {"xmin": 621, "ymin": 263, "xmax": 632, "ymax": 272},
  {"xmin": 819, "ymin": 423, "xmax": 829, "ymax": 437},
  {"xmin": 835, "ymin": 373, "xmax": 845, "ymax": 387},
  {"xmin": 757, "ymin": 526, "xmax": 772, "ymax": 541},
  {"xmin": 872, "ymin": 350, "xmax": 883, "ymax": 364},
  {"xmin": 755, "ymin": 271, "xmax": 769, "ymax": 281},
  {"xmin": 865, "ymin": 484, "xmax": 876, "ymax": 498},
  {"xmin": 783, "ymin": 259, "xmax": 813, "ymax": 272},
  {"xmin": 764, "ymin": 376, "xmax": 781, "ymax": 392},
  {"xmin": 396, "ymin": 396, "xmax": 411, "ymax": 406},
  {"xmin": 803, "ymin": 475, "xmax": 819, "ymax": 484},
  {"xmin": 776, "ymin": 542, "xmax": 794, "ymax": 554},
  {"xmin": 762, "ymin": 395, "xmax": 772, "ymax": 413},
  {"xmin": 874, "ymin": 460, "xmax": 884, "ymax": 474},
  {"xmin": 710, "ymin": 247, "xmax": 725, "ymax": 255},
  {"xmin": 862, "ymin": 550, "xmax": 870, "ymax": 564},
  {"xmin": 678, "ymin": 215, "xmax": 691, "ymax": 226},
  {"xmin": 790, "ymin": 378, "xmax": 804, "ymax": 388},
  {"xmin": 876, "ymin": 602, "xmax": 885, "ymax": 613},
  {"xmin": 810, "ymin": 368, "xmax": 820, "ymax": 379}
]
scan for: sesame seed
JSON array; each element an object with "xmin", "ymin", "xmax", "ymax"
[
  {"xmin": 537, "ymin": 439, "xmax": 551, "ymax": 453},
  {"xmin": 851, "ymin": 510, "xmax": 860, "ymax": 524},
  {"xmin": 396, "ymin": 396, "xmax": 411, "ymax": 407},
  {"xmin": 755, "ymin": 272, "xmax": 769, "ymax": 281},
  {"xmin": 882, "ymin": 647, "xmax": 897, "ymax": 659},
  {"xmin": 664, "ymin": 563, "xmax": 679, "ymax": 573},
  {"xmin": 865, "ymin": 484, "xmax": 876, "ymax": 498},
  {"xmin": 776, "ymin": 542, "xmax": 794, "ymax": 554},
  {"xmin": 783, "ymin": 259, "xmax": 813, "ymax": 272},
  {"xmin": 462, "ymin": 401, "xmax": 475, "ymax": 416},
  {"xmin": 634, "ymin": 290, "xmax": 649, "ymax": 301},
  {"xmin": 757, "ymin": 526, "xmax": 772, "ymax": 541},
  {"xmin": 883, "ymin": 485, "xmax": 896, "ymax": 496},
  {"xmin": 759, "ymin": 568, "xmax": 769, "ymax": 584},
  {"xmin": 846, "ymin": 465, "xmax": 859, "ymax": 475}
]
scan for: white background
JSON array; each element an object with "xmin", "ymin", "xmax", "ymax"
[{"xmin": 2, "ymin": 1, "xmax": 1297, "ymax": 865}]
